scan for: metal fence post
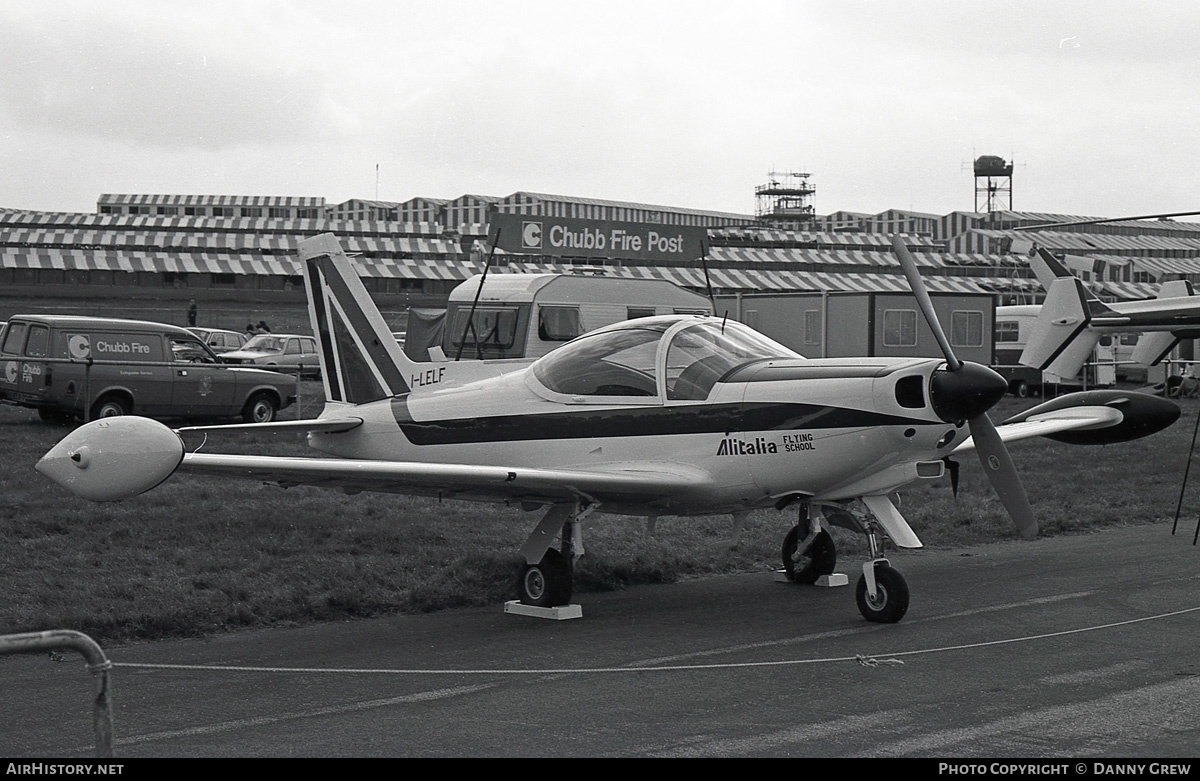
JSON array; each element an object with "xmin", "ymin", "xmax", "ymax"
[{"xmin": 0, "ymin": 629, "xmax": 115, "ymax": 757}]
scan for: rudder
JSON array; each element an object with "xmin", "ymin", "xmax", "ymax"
[{"xmin": 299, "ymin": 233, "xmax": 414, "ymax": 404}]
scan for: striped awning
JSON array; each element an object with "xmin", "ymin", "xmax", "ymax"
[
  {"xmin": 0, "ymin": 248, "xmax": 478, "ymax": 280},
  {"xmin": 0, "ymin": 228, "xmax": 455, "ymax": 255},
  {"xmin": 1132, "ymin": 257, "xmax": 1200, "ymax": 275},
  {"xmin": 1097, "ymin": 281, "xmax": 1162, "ymax": 300},
  {"xmin": 493, "ymin": 263, "xmax": 989, "ymax": 294},
  {"xmin": 706, "ymin": 246, "xmax": 944, "ymax": 268}
]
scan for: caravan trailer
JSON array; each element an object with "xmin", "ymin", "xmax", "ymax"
[{"xmin": 404, "ymin": 270, "xmax": 713, "ymax": 362}]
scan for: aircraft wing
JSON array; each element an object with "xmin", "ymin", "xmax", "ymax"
[
  {"xmin": 178, "ymin": 454, "xmax": 710, "ymax": 505},
  {"xmin": 950, "ymin": 407, "xmax": 1122, "ymax": 454},
  {"xmin": 34, "ymin": 415, "xmax": 713, "ymax": 505},
  {"xmin": 948, "ymin": 387, "xmax": 1185, "ymax": 453}
]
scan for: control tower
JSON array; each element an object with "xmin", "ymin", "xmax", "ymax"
[
  {"xmin": 974, "ymin": 155, "xmax": 1014, "ymax": 213},
  {"xmin": 755, "ymin": 170, "xmax": 816, "ymax": 229}
]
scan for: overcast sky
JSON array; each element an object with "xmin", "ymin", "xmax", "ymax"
[{"xmin": 2, "ymin": 0, "xmax": 1197, "ymax": 219}]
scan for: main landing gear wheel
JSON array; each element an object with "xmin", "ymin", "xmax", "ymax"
[
  {"xmin": 518, "ymin": 548, "xmax": 573, "ymax": 608},
  {"xmin": 855, "ymin": 564, "xmax": 909, "ymax": 623},
  {"xmin": 781, "ymin": 527, "xmax": 837, "ymax": 584}
]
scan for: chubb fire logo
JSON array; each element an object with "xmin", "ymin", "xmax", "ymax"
[
  {"xmin": 67, "ymin": 334, "xmax": 91, "ymax": 360},
  {"xmin": 521, "ymin": 221, "xmax": 543, "ymax": 249},
  {"xmin": 716, "ymin": 436, "xmax": 778, "ymax": 456}
]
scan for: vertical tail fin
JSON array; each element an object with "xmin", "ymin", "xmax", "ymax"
[
  {"xmin": 1020, "ymin": 276, "xmax": 1098, "ymax": 375},
  {"xmin": 299, "ymin": 234, "xmax": 414, "ymax": 404}
]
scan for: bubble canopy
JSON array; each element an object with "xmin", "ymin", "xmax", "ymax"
[{"xmin": 530, "ymin": 316, "xmax": 802, "ymax": 401}]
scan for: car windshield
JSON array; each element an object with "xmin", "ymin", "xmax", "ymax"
[{"xmin": 242, "ymin": 335, "xmax": 286, "ymax": 353}]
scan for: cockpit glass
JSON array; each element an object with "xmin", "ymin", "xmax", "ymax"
[
  {"xmin": 532, "ymin": 318, "xmax": 800, "ymax": 400},
  {"xmin": 666, "ymin": 321, "xmax": 801, "ymax": 400},
  {"xmin": 533, "ymin": 324, "xmax": 667, "ymax": 397}
]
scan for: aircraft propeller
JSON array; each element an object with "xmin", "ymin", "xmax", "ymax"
[{"xmin": 891, "ymin": 235, "xmax": 1038, "ymax": 540}]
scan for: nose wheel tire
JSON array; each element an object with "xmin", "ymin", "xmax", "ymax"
[
  {"xmin": 781, "ymin": 527, "xmax": 837, "ymax": 584},
  {"xmin": 855, "ymin": 564, "xmax": 909, "ymax": 623},
  {"xmin": 518, "ymin": 548, "xmax": 573, "ymax": 607}
]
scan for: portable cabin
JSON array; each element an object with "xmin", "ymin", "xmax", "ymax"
[
  {"xmin": 713, "ymin": 290, "xmax": 996, "ymax": 367},
  {"xmin": 404, "ymin": 270, "xmax": 713, "ymax": 361}
]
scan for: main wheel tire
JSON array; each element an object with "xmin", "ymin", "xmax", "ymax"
[
  {"xmin": 242, "ymin": 392, "xmax": 278, "ymax": 423},
  {"xmin": 855, "ymin": 564, "xmax": 910, "ymax": 623},
  {"xmin": 1013, "ymin": 380, "xmax": 1030, "ymax": 399},
  {"xmin": 781, "ymin": 527, "xmax": 837, "ymax": 584},
  {"xmin": 90, "ymin": 395, "xmax": 130, "ymax": 419},
  {"xmin": 518, "ymin": 548, "xmax": 573, "ymax": 607}
]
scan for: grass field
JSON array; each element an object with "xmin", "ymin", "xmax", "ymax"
[{"xmin": 2, "ymin": 385, "xmax": 1198, "ymax": 644}]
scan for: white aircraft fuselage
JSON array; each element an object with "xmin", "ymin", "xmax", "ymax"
[{"xmin": 307, "ymin": 354, "xmax": 961, "ymax": 517}]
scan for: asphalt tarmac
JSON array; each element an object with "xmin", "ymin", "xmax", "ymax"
[{"xmin": 2, "ymin": 522, "xmax": 1198, "ymax": 758}]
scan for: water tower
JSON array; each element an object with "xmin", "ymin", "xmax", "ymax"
[{"xmin": 974, "ymin": 155, "xmax": 1014, "ymax": 213}]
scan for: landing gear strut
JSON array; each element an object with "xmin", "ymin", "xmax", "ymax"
[
  {"xmin": 781, "ymin": 505, "xmax": 837, "ymax": 584},
  {"xmin": 855, "ymin": 519, "xmax": 910, "ymax": 623},
  {"xmin": 515, "ymin": 502, "xmax": 593, "ymax": 608},
  {"xmin": 519, "ymin": 548, "xmax": 573, "ymax": 607}
]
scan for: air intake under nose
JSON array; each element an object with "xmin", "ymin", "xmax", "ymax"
[{"xmin": 929, "ymin": 362, "xmax": 1008, "ymax": 423}]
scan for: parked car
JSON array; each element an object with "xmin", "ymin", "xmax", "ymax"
[
  {"xmin": 0, "ymin": 315, "xmax": 298, "ymax": 423},
  {"xmin": 219, "ymin": 333, "xmax": 321, "ymax": 378},
  {"xmin": 186, "ymin": 326, "xmax": 249, "ymax": 354}
]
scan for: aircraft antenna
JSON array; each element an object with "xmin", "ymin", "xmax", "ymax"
[{"xmin": 455, "ymin": 229, "xmax": 500, "ymax": 361}]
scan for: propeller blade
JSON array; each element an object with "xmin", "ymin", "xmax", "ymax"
[
  {"xmin": 890, "ymin": 234, "xmax": 962, "ymax": 371},
  {"xmin": 967, "ymin": 413, "xmax": 1038, "ymax": 540}
]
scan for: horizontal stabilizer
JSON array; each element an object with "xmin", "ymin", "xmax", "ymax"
[
  {"xmin": 1020, "ymin": 277, "xmax": 1094, "ymax": 372},
  {"xmin": 1131, "ymin": 332, "xmax": 1179, "ymax": 367}
]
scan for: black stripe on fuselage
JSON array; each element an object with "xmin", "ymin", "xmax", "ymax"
[{"xmin": 390, "ymin": 397, "xmax": 934, "ymax": 445}]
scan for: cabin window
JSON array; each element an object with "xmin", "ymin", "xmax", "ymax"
[
  {"xmin": 951, "ymin": 311, "xmax": 984, "ymax": 348},
  {"xmin": 996, "ymin": 321, "xmax": 1019, "ymax": 343},
  {"xmin": 626, "ymin": 307, "xmax": 656, "ymax": 319},
  {"xmin": 533, "ymin": 326, "xmax": 663, "ymax": 397},
  {"xmin": 448, "ymin": 306, "xmax": 522, "ymax": 358},
  {"xmin": 537, "ymin": 306, "xmax": 583, "ymax": 341},
  {"xmin": 882, "ymin": 309, "xmax": 917, "ymax": 347}
]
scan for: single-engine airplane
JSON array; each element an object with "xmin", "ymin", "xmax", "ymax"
[{"xmin": 36, "ymin": 234, "xmax": 1181, "ymax": 623}]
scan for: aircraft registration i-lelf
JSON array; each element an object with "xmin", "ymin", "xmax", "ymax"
[{"xmin": 36, "ymin": 234, "xmax": 1181, "ymax": 623}]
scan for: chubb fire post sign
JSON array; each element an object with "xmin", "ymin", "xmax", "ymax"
[{"xmin": 488, "ymin": 212, "xmax": 708, "ymax": 263}]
